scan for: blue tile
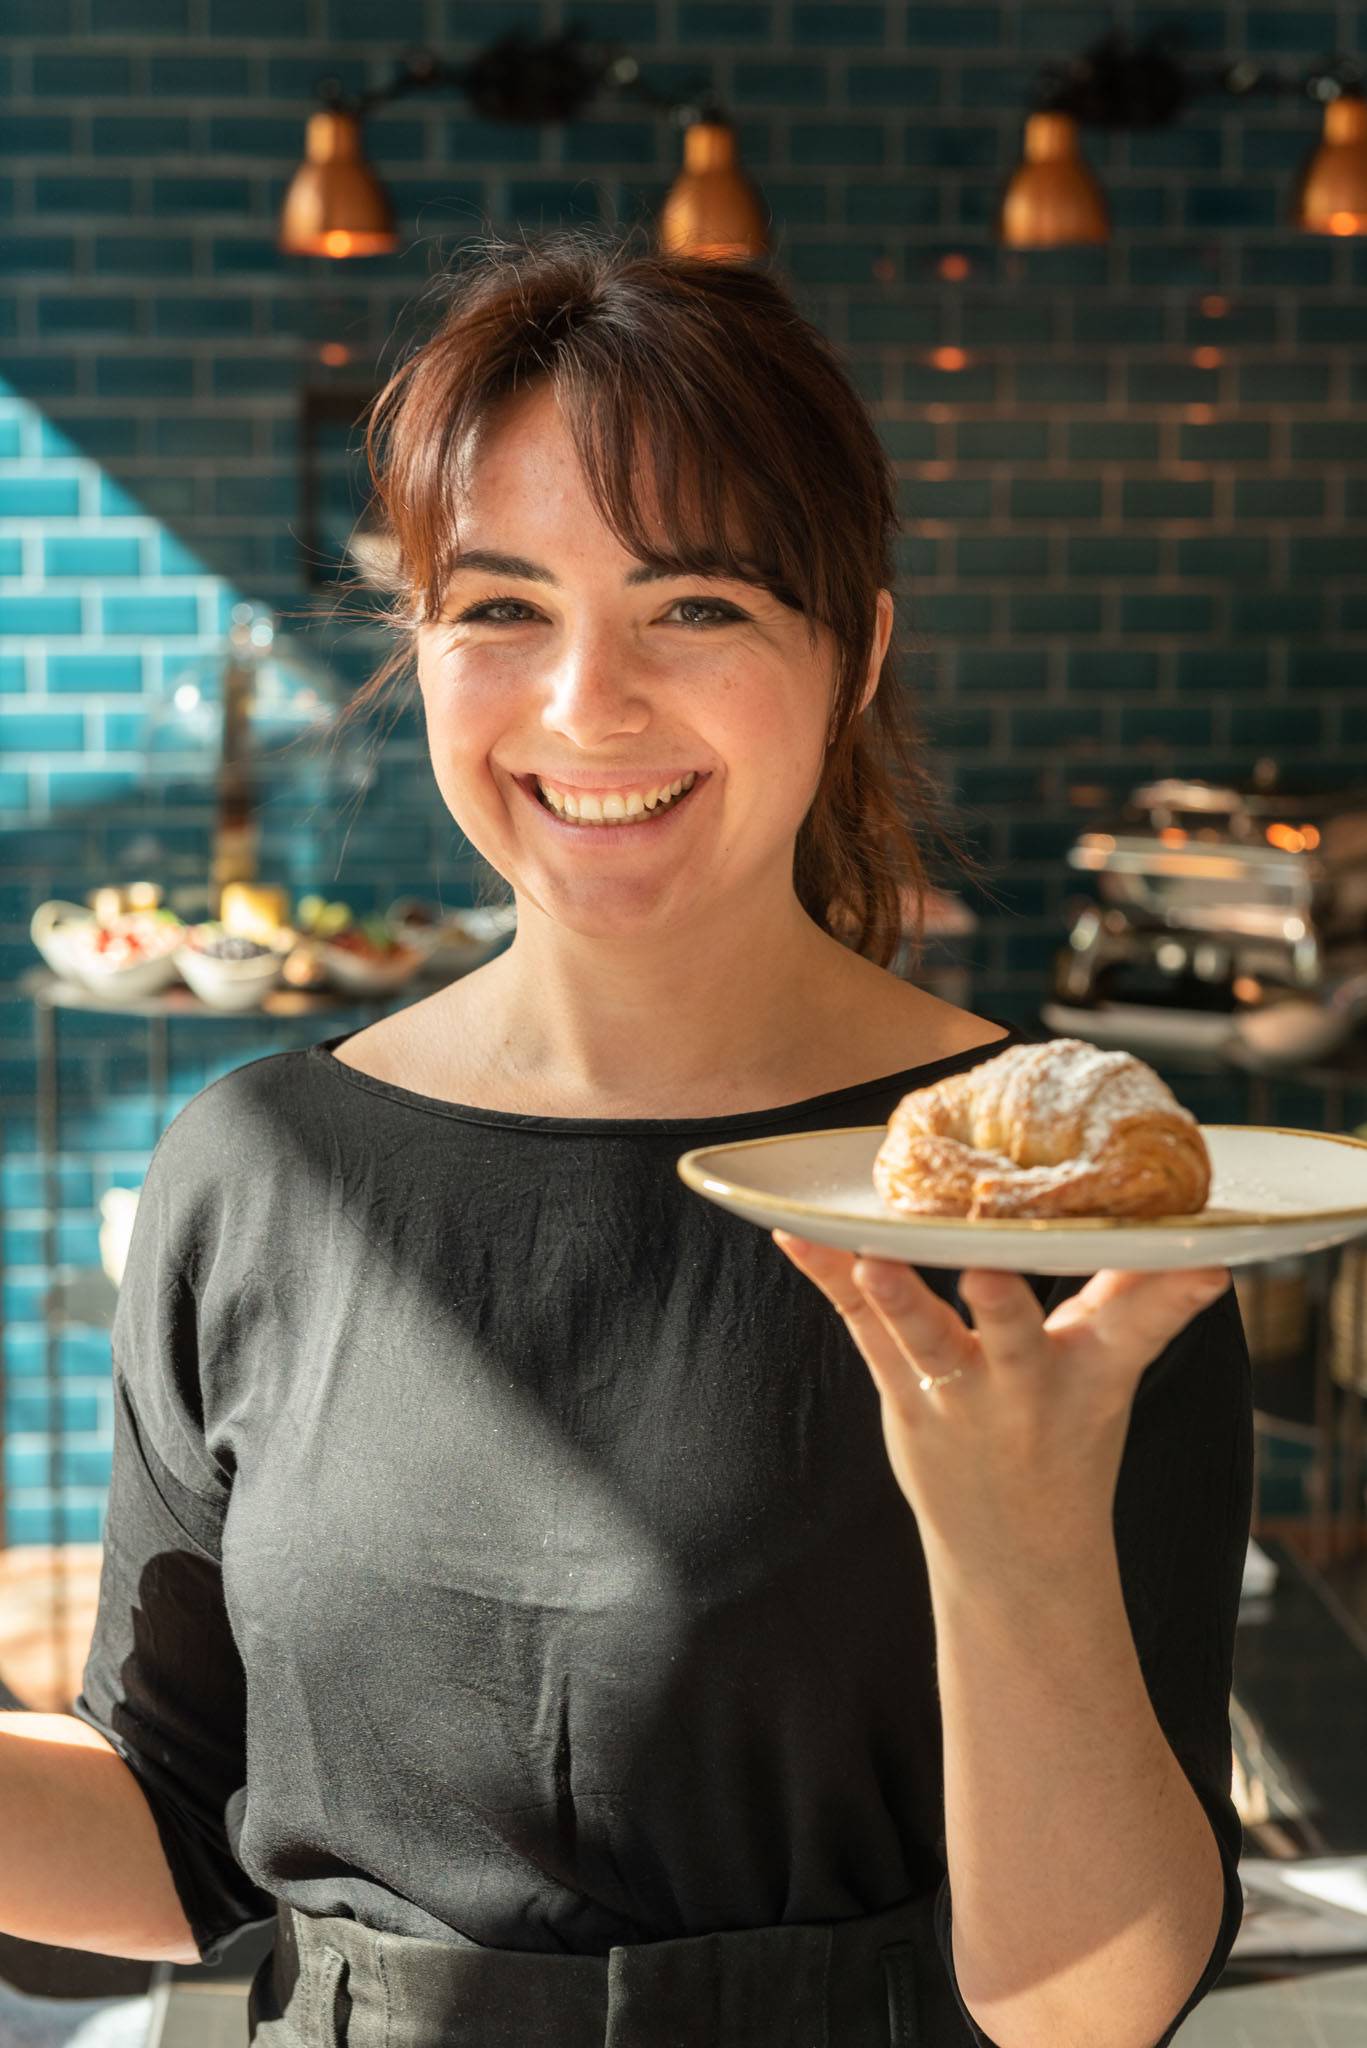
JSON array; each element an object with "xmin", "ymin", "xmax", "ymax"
[
  {"xmin": 6, "ymin": 115, "xmax": 74, "ymax": 152},
  {"xmin": 92, "ymin": 233, "xmax": 195, "ymax": 273},
  {"xmin": 43, "ymin": 538, "xmax": 142, "ymax": 577},
  {"xmin": 149, "ymin": 296, "xmax": 255, "ymax": 338},
  {"xmin": 1123, "ymin": 473, "xmax": 1221, "ymax": 516},
  {"xmin": 733, "ymin": 62, "xmax": 829, "ymax": 106},
  {"xmin": 35, "ymin": 173, "xmax": 137, "ymax": 214},
  {"xmin": 1009, "ymin": 477, "xmax": 1103, "ymax": 519},
  {"xmin": 35, "ymin": 294, "xmax": 138, "ymax": 335},
  {"xmin": 791, "ymin": 122, "xmax": 886, "ymax": 166},
  {"xmin": 1176, "ymin": 536, "xmax": 1272, "ymax": 580},
  {"xmin": 94, "ymin": 357, "xmax": 195, "ymax": 398},
  {"xmin": 0, "ymin": 352, "xmax": 76, "ymax": 395},
  {"xmin": 1066, "ymin": 649, "xmax": 1160, "ymax": 693},
  {"xmin": 1184, "ymin": 185, "xmax": 1281, "ymax": 229},
  {"xmin": 1288, "ymin": 534, "xmax": 1365, "ymax": 577},
  {"xmin": 100, "ymin": 595, "xmax": 201, "ymax": 636},
  {"xmin": 847, "ymin": 63, "xmax": 939, "ymax": 105},
  {"xmin": 1246, "ymin": 8, "xmax": 1338, "ymax": 51},
  {"xmin": 90, "ymin": 116, "xmax": 193, "ymax": 153},
  {"xmin": 1013, "ymin": 359, "xmax": 1109, "ymax": 403},
  {"xmin": 329, "ymin": 0, "xmax": 427, "ymax": 32},
  {"xmin": 1238, "ymin": 358, "xmax": 1332, "ymax": 403},
  {"xmin": 1067, "ymin": 420, "xmax": 1161, "ymax": 461},
  {"xmin": 678, "ymin": 1, "xmax": 770, "ymax": 33},
  {"xmin": 0, "ymin": 707, "xmax": 86, "ymax": 745},
  {"xmin": 32, "ymin": 53, "xmax": 132, "ymax": 93},
  {"xmin": 148, "ymin": 55, "xmax": 251, "ymax": 95},
  {"xmin": 50, "ymin": 769, "xmax": 143, "ymax": 806},
  {"xmin": 0, "ymin": 233, "xmax": 76, "ymax": 272},
  {"xmin": 0, "ymin": 477, "xmax": 80, "ymax": 515},
  {"xmin": 149, "ymin": 176, "xmax": 254, "ymax": 215},
  {"xmin": 1232, "ymin": 477, "xmax": 1326, "ymax": 518},
  {"xmin": 905, "ymin": 6, "xmax": 1002, "ymax": 45},
  {"xmin": 36, "ymin": 417, "xmax": 128, "ymax": 460},
  {"xmin": 793, "ymin": 3, "xmax": 886, "ymax": 43},
  {"xmin": 47, "ymin": 654, "xmax": 144, "ymax": 693},
  {"xmin": 1120, "ymin": 593, "xmax": 1217, "ymax": 634},
  {"xmin": 1175, "ymin": 649, "xmax": 1271, "ymax": 693}
]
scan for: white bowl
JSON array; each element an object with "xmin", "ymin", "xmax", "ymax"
[
  {"xmin": 30, "ymin": 900, "xmax": 97, "ymax": 979},
  {"xmin": 36, "ymin": 904, "xmax": 185, "ymax": 1000},
  {"xmin": 175, "ymin": 930, "xmax": 288, "ymax": 1011},
  {"xmin": 318, "ymin": 936, "xmax": 426, "ymax": 995}
]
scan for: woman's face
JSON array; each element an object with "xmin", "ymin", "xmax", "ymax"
[{"xmin": 415, "ymin": 381, "xmax": 892, "ymax": 945}]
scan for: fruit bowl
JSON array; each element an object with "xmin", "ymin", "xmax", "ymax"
[
  {"xmin": 175, "ymin": 924, "xmax": 290, "ymax": 1011},
  {"xmin": 31, "ymin": 900, "xmax": 185, "ymax": 1000}
]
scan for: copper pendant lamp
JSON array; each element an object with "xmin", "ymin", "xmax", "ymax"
[
  {"xmin": 278, "ymin": 108, "xmax": 397, "ymax": 259},
  {"xmin": 658, "ymin": 117, "xmax": 769, "ymax": 261},
  {"xmin": 1293, "ymin": 90, "xmax": 1367, "ymax": 235},
  {"xmin": 998, "ymin": 109, "xmax": 1109, "ymax": 248}
]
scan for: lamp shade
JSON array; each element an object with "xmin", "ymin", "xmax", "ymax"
[
  {"xmin": 998, "ymin": 110, "xmax": 1109, "ymax": 248},
  {"xmin": 278, "ymin": 109, "xmax": 397, "ymax": 258},
  {"xmin": 1293, "ymin": 92, "xmax": 1367, "ymax": 235},
  {"xmin": 658, "ymin": 119, "xmax": 769, "ymax": 261}
]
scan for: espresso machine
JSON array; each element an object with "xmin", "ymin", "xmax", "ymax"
[{"xmin": 1041, "ymin": 761, "xmax": 1367, "ymax": 1071}]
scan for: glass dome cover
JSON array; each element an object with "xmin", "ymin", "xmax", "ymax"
[{"xmin": 140, "ymin": 601, "xmax": 372, "ymax": 793}]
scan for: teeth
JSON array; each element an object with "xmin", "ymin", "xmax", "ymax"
[{"xmin": 537, "ymin": 770, "xmax": 697, "ymax": 824}]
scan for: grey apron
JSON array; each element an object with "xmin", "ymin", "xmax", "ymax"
[{"xmin": 245, "ymin": 1888, "xmax": 983, "ymax": 2046}]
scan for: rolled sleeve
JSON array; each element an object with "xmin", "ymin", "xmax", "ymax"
[{"xmin": 71, "ymin": 1367, "xmax": 277, "ymax": 1966}]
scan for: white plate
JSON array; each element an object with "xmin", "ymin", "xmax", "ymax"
[{"xmin": 676, "ymin": 1126, "xmax": 1367, "ymax": 1274}]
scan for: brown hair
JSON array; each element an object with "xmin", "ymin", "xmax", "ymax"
[{"xmin": 328, "ymin": 223, "xmax": 994, "ymax": 972}]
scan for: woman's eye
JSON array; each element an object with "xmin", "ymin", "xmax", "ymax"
[
  {"xmin": 454, "ymin": 599, "xmax": 534, "ymax": 624},
  {"xmin": 670, "ymin": 598, "xmax": 742, "ymax": 628},
  {"xmin": 451, "ymin": 596, "xmax": 744, "ymax": 628}
]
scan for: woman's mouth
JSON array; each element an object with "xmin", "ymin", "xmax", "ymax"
[{"xmin": 517, "ymin": 771, "xmax": 709, "ymax": 839}]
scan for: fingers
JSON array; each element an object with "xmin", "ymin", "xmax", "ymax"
[
  {"xmin": 773, "ymin": 1231, "xmax": 975, "ymax": 1393},
  {"xmin": 1045, "ymin": 1265, "xmax": 1230, "ymax": 1372}
]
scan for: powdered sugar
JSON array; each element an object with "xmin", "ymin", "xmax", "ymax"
[{"xmin": 964, "ymin": 1037, "xmax": 1197, "ymax": 1186}]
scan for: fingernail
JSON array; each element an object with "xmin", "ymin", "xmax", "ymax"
[{"xmin": 855, "ymin": 1261, "xmax": 900, "ymax": 1299}]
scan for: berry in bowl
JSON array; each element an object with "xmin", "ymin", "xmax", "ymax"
[{"xmin": 176, "ymin": 923, "xmax": 290, "ymax": 1011}]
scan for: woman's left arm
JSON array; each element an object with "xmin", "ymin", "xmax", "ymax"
[{"xmin": 773, "ymin": 1237, "xmax": 1251, "ymax": 2048}]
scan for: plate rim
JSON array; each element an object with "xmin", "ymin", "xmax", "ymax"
[{"xmin": 675, "ymin": 1123, "xmax": 1367, "ymax": 1232}]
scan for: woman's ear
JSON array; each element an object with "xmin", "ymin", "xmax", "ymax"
[{"xmin": 858, "ymin": 589, "xmax": 895, "ymax": 715}]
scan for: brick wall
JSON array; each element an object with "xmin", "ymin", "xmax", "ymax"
[{"xmin": 3, "ymin": 0, "xmax": 1367, "ymax": 1540}]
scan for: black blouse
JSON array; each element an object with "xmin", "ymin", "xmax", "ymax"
[{"xmin": 71, "ymin": 1017, "xmax": 1251, "ymax": 2046}]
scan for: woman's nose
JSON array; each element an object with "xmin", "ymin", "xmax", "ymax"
[{"xmin": 539, "ymin": 628, "xmax": 650, "ymax": 739}]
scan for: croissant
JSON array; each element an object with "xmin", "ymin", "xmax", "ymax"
[{"xmin": 873, "ymin": 1037, "xmax": 1212, "ymax": 1221}]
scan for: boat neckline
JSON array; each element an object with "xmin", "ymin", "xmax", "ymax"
[{"xmin": 306, "ymin": 1020, "xmax": 1025, "ymax": 1136}]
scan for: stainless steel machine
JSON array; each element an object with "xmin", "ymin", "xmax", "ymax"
[{"xmin": 1042, "ymin": 761, "xmax": 1367, "ymax": 1071}]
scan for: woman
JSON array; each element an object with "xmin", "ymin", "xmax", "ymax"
[{"xmin": 70, "ymin": 229, "xmax": 1251, "ymax": 2047}]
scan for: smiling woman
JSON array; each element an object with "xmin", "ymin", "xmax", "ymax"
[{"xmin": 55, "ymin": 220, "xmax": 1248, "ymax": 2048}]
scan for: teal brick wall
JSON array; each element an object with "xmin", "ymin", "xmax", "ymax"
[{"xmin": 4, "ymin": 0, "xmax": 1367, "ymax": 1542}]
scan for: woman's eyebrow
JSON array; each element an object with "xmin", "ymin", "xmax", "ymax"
[{"xmin": 446, "ymin": 548, "xmax": 756, "ymax": 588}]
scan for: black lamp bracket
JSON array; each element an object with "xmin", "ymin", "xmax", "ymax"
[
  {"xmin": 1031, "ymin": 24, "xmax": 1364, "ymax": 127},
  {"xmin": 311, "ymin": 26, "xmax": 722, "ymax": 134}
]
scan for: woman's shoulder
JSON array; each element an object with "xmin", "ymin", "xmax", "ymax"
[{"xmin": 144, "ymin": 1042, "xmax": 324, "ymax": 1189}]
